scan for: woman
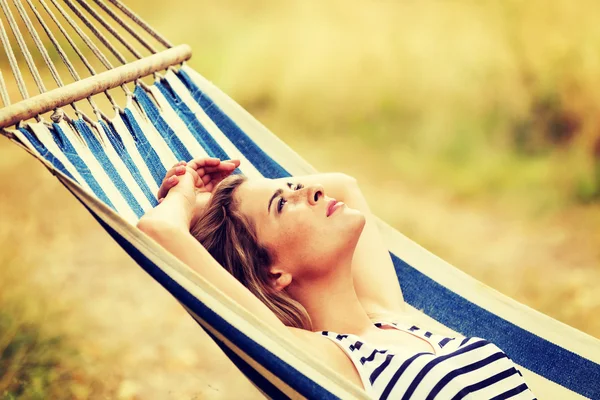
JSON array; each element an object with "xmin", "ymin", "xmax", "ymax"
[{"xmin": 138, "ymin": 157, "xmax": 535, "ymax": 399}]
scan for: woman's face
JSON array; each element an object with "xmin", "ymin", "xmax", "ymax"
[{"xmin": 234, "ymin": 177, "xmax": 365, "ymax": 284}]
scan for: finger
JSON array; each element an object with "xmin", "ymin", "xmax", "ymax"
[
  {"xmin": 214, "ymin": 170, "xmax": 233, "ymax": 183},
  {"xmin": 187, "ymin": 157, "xmax": 220, "ymax": 170},
  {"xmin": 224, "ymin": 159, "xmax": 241, "ymax": 168},
  {"xmin": 193, "ymin": 166, "xmax": 223, "ymax": 177},
  {"xmin": 202, "ymin": 162, "xmax": 237, "ymax": 174},
  {"xmin": 218, "ymin": 161, "xmax": 238, "ymax": 170},
  {"xmin": 161, "ymin": 174, "xmax": 180, "ymax": 189},
  {"xmin": 171, "ymin": 160, "xmax": 187, "ymax": 168},
  {"xmin": 184, "ymin": 166, "xmax": 203, "ymax": 188},
  {"xmin": 157, "ymin": 175, "xmax": 179, "ymax": 199},
  {"xmin": 201, "ymin": 173, "xmax": 212, "ymax": 185},
  {"xmin": 203, "ymin": 181, "xmax": 214, "ymax": 192},
  {"xmin": 163, "ymin": 165, "xmax": 187, "ymax": 182},
  {"xmin": 158, "ymin": 197, "xmax": 164, "ymax": 204},
  {"xmin": 201, "ymin": 167, "xmax": 232, "ymax": 186},
  {"xmin": 190, "ymin": 160, "xmax": 237, "ymax": 176},
  {"xmin": 205, "ymin": 170, "xmax": 231, "ymax": 189}
]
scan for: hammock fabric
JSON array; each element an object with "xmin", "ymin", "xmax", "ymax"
[{"xmin": 1, "ymin": 1, "xmax": 599, "ymax": 399}]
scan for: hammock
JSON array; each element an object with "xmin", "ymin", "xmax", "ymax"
[{"xmin": 0, "ymin": 1, "xmax": 599, "ymax": 398}]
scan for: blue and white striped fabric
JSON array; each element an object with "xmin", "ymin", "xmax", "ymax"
[
  {"xmin": 7, "ymin": 64, "xmax": 600, "ymax": 399},
  {"xmin": 321, "ymin": 321, "xmax": 535, "ymax": 399}
]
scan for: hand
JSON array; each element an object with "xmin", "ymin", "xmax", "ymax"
[
  {"xmin": 157, "ymin": 158, "xmax": 240, "ymax": 221},
  {"xmin": 187, "ymin": 157, "xmax": 241, "ymax": 194},
  {"xmin": 157, "ymin": 160, "xmax": 189, "ymax": 202}
]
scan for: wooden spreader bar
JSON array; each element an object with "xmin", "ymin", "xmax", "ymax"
[{"xmin": 0, "ymin": 44, "xmax": 192, "ymax": 129}]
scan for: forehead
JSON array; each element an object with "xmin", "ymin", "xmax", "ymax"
[{"xmin": 236, "ymin": 177, "xmax": 283, "ymax": 221}]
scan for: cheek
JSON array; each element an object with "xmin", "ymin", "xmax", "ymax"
[
  {"xmin": 264, "ymin": 212, "xmax": 320, "ymax": 265},
  {"xmin": 275, "ymin": 209, "xmax": 364, "ymax": 265},
  {"xmin": 278, "ymin": 218, "xmax": 315, "ymax": 253}
]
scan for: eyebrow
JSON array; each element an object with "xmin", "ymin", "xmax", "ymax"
[{"xmin": 268, "ymin": 188, "xmax": 284, "ymax": 214}]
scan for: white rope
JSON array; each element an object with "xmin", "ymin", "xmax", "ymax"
[
  {"xmin": 74, "ymin": 0, "xmax": 142, "ymax": 59},
  {"xmin": 13, "ymin": 0, "xmax": 63, "ymax": 88},
  {"xmin": 24, "ymin": 0, "xmax": 93, "ymax": 119},
  {"xmin": 36, "ymin": 0, "xmax": 121, "ymax": 114},
  {"xmin": 47, "ymin": 0, "xmax": 114, "ymax": 70},
  {"xmin": 62, "ymin": 0, "xmax": 128, "ymax": 64},
  {"xmin": 90, "ymin": 0, "xmax": 155, "ymax": 54},
  {"xmin": 0, "ymin": 0, "xmax": 46, "ymax": 95},
  {"xmin": 0, "ymin": 0, "xmax": 176, "ymax": 120},
  {"xmin": 46, "ymin": 0, "xmax": 133, "ymax": 100},
  {"xmin": 0, "ymin": 12, "xmax": 29, "ymax": 99},
  {"xmin": 103, "ymin": 0, "xmax": 171, "ymax": 49},
  {"xmin": 0, "ymin": 68, "xmax": 10, "ymax": 106}
]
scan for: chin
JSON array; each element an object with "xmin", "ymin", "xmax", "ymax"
[
  {"xmin": 346, "ymin": 208, "xmax": 366, "ymax": 231},
  {"xmin": 339, "ymin": 209, "xmax": 366, "ymax": 247}
]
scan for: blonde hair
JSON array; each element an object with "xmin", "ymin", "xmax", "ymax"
[{"xmin": 190, "ymin": 174, "xmax": 312, "ymax": 330}]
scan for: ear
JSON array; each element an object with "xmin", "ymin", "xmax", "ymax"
[{"xmin": 269, "ymin": 266, "xmax": 292, "ymax": 292}]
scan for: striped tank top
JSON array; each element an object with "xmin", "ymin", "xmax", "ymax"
[{"xmin": 320, "ymin": 321, "xmax": 536, "ymax": 399}]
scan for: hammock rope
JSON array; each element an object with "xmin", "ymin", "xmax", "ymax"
[
  {"xmin": 89, "ymin": 0, "xmax": 157, "ymax": 55},
  {"xmin": 71, "ymin": 0, "xmax": 143, "ymax": 59},
  {"xmin": 0, "ymin": 68, "xmax": 9, "ymax": 106},
  {"xmin": 47, "ymin": 0, "xmax": 115, "ymax": 71},
  {"xmin": 13, "ymin": 0, "xmax": 89, "ymax": 121},
  {"xmin": 14, "ymin": 0, "xmax": 63, "ymax": 89},
  {"xmin": 51, "ymin": 0, "xmax": 134, "ymax": 112},
  {"xmin": 0, "ymin": 12, "xmax": 29, "ymax": 100},
  {"xmin": 0, "ymin": 0, "xmax": 183, "ymax": 128},
  {"xmin": 36, "ymin": 0, "xmax": 117, "ymax": 120},
  {"xmin": 62, "ymin": 0, "xmax": 128, "ymax": 64},
  {"xmin": 103, "ymin": 0, "xmax": 171, "ymax": 49},
  {"xmin": 0, "ymin": 0, "xmax": 46, "ymax": 95}
]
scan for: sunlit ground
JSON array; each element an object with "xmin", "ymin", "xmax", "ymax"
[{"xmin": 1, "ymin": 0, "xmax": 599, "ymax": 398}]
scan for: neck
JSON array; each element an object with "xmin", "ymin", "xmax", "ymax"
[{"xmin": 290, "ymin": 257, "xmax": 373, "ymax": 335}]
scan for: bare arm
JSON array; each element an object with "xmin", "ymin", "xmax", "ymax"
[
  {"xmin": 138, "ymin": 166, "xmax": 290, "ymax": 334},
  {"xmin": 279, "ymin": 173, "xmax": 405, "ymax": 316}
]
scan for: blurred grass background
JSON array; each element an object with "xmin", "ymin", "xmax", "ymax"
[{"xmin": 1, "ymin": 0, "xmax": 600, "ymax": 398}]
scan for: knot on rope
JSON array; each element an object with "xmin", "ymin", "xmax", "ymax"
[{"xmin": 50, "ymin": 108, "xmax": 64, "ymax": 123}]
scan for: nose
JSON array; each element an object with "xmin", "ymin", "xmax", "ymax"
[{"xmin": 306, "ymin": 184, "xmax": 324, "ymax": 205}]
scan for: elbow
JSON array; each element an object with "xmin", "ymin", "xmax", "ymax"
[
  {"xmin": 335, "ymin": 172, "xmax": 360, "ymax": 194},
  {"xmin": 137, "ymin": 216, "xmax": 187, "ymax": 248},
  {"xmin": 340, "ymin": 172, "xmax": 358, "ymax": 184},
  {"xmin": 136, "ymin": 215, "xmax": 175, "ymax": 240},
  {"xmin": 334, "ymin": 172, "xmax": 358, "ymax": 188},
  {"xmin": 137, "ymin": 215, "xmax": 159, "ymax": 237}
]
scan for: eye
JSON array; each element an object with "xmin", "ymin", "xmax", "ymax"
[
  {"xmin": 278, "ymin": 183, "xmax": 303, "ymax": 213},
  {"xmin": 277, "ymin": 197, "xmax": 286, "ymax": 213}
]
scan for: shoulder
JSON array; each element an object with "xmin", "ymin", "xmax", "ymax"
[
  {"xmin": 286, "ymin": 327, "xmax": 364, "ymax": 388},
  {"xmin": 286, "ymin": 326, "xmax": 336, "ymax": 350}
]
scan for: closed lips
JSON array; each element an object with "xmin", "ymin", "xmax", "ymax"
[{"xmin": 327, "ymin": 200, "xmax": 338, "ymax": 217}]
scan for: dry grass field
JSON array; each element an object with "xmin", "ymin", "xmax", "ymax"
[{"xmin": 1, "ymin": 0, "xmax": 599, "ymax": 398}]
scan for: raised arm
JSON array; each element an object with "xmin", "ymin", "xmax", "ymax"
[
  {"xmin": 277, "ymin": 173, "xmax": 405, "ymax": 317},
  {"xmin": 137, "ymin": 161, "xmax": 289, "ymax": 333}
]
